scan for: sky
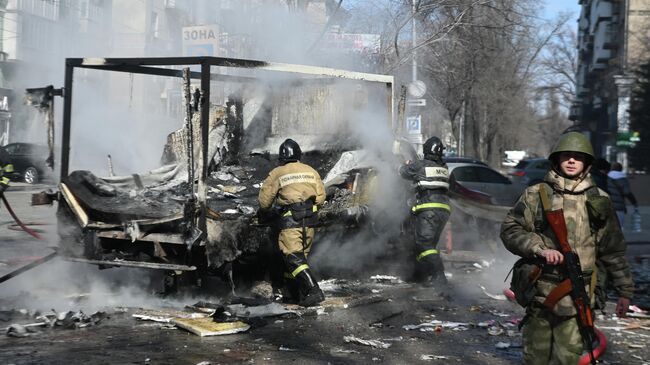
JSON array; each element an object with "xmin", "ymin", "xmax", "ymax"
[{"xmin": 542, "ymin": 0, "xmax": 581, "ymax": 20}]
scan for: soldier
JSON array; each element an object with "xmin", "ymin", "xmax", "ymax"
[
  {"xmin": 399, "ymin": 136, "xmax": 450, "ymax": 286},
  {"xmin": 501, "ymin": 132, "xmax": 634, "ymax": 365},
  {"xmin": 258, "ymin": 139, "xmax": 326, "ymax": 307},
  {"xmin": 0, "ymin": 147, "xmax": 13, "ymax": 195}
]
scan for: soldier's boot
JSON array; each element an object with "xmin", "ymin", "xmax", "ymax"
[{"xmin": 284, "ymin": 253, "xmax": 325, "ymax": 307}]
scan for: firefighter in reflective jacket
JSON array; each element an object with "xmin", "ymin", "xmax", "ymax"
[
  {"xmin": 258, "ymin": 139, "xmax": 326, "ymax": 307},
  {"xmin": 399, "ymin": 136, "xmax": 450, "ymax": 285},
  {"xmin": 0, "ymin": 147, "xmax": 13, "ymax": 195}
]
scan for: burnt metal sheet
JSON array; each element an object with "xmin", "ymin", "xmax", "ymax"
[
  {"xmin": 96, "ymin": 231, "xmax": 185, "ymax": 244},
  {"xmin": 64, "ymin": 257, "xmax": 196, "ymax": 271}
]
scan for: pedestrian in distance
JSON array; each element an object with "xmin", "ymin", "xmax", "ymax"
[
  {"xmin": 501, "ymin": 132, "xmax": 634, "ymax": 365},
  {"xmin": 607, "ymin": 162, "xmax": 638, "ymax": 227},
  {"xmin": 590, "ymin": 157, "xmax": 611, "ymax": 193}
]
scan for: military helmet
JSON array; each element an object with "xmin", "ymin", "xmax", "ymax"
[
  {"xmin": 423, "ymin": 136, "xmax": 445, "ymax": 160},
  {"xmin": 548, "ymin": 131, "xmax": 594, "ymax": 164},
  {"xmin": 279, "ymin": 138, "xmax": 301, "ymax": 163}
]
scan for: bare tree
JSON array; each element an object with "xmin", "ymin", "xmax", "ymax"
[{"xmin": 345, "ymin": 0, "xmax": 572, "ymax": 165}]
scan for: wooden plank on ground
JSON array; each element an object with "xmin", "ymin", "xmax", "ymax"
[{"xmin": 172, "ymin": 317, "xmax": 250, "ymax": 336}]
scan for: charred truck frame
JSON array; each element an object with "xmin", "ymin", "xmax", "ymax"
[{"xmin": 53, "ymin": 56, "xmax": 394, "ymax": 291}]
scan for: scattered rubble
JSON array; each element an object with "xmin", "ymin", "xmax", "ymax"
[
  {"xmin": 420, "ymin": 354, "xmax": 450, "ymax": 361},
  {"xmin": 403, "ymin": 320, "xmax": 469, "ymax": 332},
  {"xmin": 343, "ymin": 335, "xmax": 391, "ymax": 349}
]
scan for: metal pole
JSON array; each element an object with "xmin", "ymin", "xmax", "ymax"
[
  {"xmin": 60, "ymin": 62, "xmax": 74, "ymax": 180},
  {"xmin": 459, "ymin": 100, "xmax": 465, "ymax": 156},
  {"xmin": 197, "ymin": 62, "xmax": 211, "ymax": 233},
  {"xmin": 412, "ymin": 0, "xmax": 417, "ymax": 83},
  {"xmin": 182, "ymin": 68, "xmax": 194, "ymax": 193}
]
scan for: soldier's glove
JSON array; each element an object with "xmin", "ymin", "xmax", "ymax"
[{"xmin": 615, "ymin": 297, "xmax": 630, "ymax": 318}]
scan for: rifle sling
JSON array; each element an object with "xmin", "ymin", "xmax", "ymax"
[
  {"xmin": 543, "ymin": 278, "xmax": 572, "ymax": 310},
  {"xmin": 539, "ymin": 184, "xmax": 583, "ymax": 309},
  {"xmin": 539, "ymin": 184, "xmax": 573, "ymax": 253}
]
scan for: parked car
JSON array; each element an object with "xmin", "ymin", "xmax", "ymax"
[
  {"xmin": 508, "ymin": 157, "xmax": 551, "ymax": 188},
  {"xmin": 0, "ymin": 142, "xmax": 50, "ymax": 184},
  {"xmin": 446, "ymin": 157, "xmax": 521, "ymax": 206}
]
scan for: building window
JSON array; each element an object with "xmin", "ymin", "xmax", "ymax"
[
  {"xmin": 151, "ymin": 12, "xmax": 159, "ymax": 39},
  {"xmin": 80, "ymin": 0, "xmax": 89, "ymax": 19}
]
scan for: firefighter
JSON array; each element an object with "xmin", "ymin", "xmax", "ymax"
[
  {"xmin": 399, "ymin": 136, "xmax": 451, "ymax": 286},
  {"xmin": 501, "ymin": 132, "xmax": 633, "ymax": 364},
  {"xmin": 258, "ymin": 138, "xmax": 326, "ymax": 307},
  {"xmin": 0, "ymin": 147, "xmax": 13, "ymax": 195}
]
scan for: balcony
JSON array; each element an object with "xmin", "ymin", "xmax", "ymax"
[{"xmin": 603, "ymin": 23, "xmax": 618, "ymax": 49}]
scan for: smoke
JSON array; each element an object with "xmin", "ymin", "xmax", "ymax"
[
  {"xmin": 1, "ymin": 1, "xmax": 507, "ymax": 312},
  {"xmin": 0, "ymin": 258, "xmax": 192, "ymax": 312}
]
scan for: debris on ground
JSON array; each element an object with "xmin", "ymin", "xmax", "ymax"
[
  {"xmin": 331, "ymin": 348, "xmax": 360, "ymax": 354},
  {"xmin": 403, "ymin": 320, "xmax": 469, "ymax": 332},
  {"xmin": 369, "ymin": 275, "xmax": 403, "ymax": 284},
  {"xmin": 278, "ymin": 345, "xmax": 298, "ymax": 352},
  {"xmin": 495, "ymin": 341, "xmax": 511, "ymax": 349},
  {"xmin": 225, "ymin": 302, "xmax": 295, "ymax": 319},
  {"xmin": 3, "ymin": 309, "xmax": 108, "ymax": 336},
  {"xmin": 172, "ymin": 317, "xmax": 249, "ymax": 337},
  {"xmin": 133, "ymin": 308, "xmax": 210, "ymax": 323},
  {"xmin": 420, "ymin": 354, "xmax": 450, "ymax": 360},
  {"xmin": 479, "ymin": 285, "xmax": 507, "ymax": 301},
  {"xmin": 6, "ymin": 324, "xmax": 32, "ymax": 337},
  {"xmin": 343, "ymin": 335, "xmax": 391, "ymax": 349},
  {"xmin": 487, "ymin": 326, "xmax": 505, "ymax": 336}
]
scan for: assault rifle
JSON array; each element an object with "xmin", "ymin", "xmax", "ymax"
[{"xmin": 539, "ymin": 186, "xmax": 597, "ymax": 365}]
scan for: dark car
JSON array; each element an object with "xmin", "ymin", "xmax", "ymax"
[
  {"xmin": 0, "ymin": 142, "xmax": 50, "ymax": 184},
  {"xmin": 447, "ymin": 160, "xmax": 521, "ymax": 206},
  {"xmin": 508, "ymin": 157, "xmax": 551, "ymax": 188}
]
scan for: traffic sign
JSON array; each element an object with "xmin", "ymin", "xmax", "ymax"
[
  {"xmin": 406, "ymin": 115, "xmax": 421, "ymax": 134},
  {"xmin": 407, "ymin": 98, "xmax": 426, "ymax": 106},
  {"xmin": 408, "ymin": 80, "xmax": 427, "ymax": 98}
]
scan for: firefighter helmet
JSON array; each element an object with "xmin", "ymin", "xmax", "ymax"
[
  {"xmin": 279, "ymin": 138, "xmax": 302, "ymax": 163},
  {"xmin": 548, "ymin": 132, "xmax": 594, "ymax": 164},
  {"xmin": 423, "ymin": 136, "xmax": 445, "ymax": 160}
]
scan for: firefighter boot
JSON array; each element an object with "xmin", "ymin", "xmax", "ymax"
[
  {"xmin": 428, "ymin": 253, "xmax": 448, "ymax": 286},
  {"xmin": 284, "ymin": 253, "xmax": 325, "ymax": 307}
]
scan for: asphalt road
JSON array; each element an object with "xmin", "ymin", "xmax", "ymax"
[{"xmin": 0, "ymin": 186, "xmax": 649, "ymax": 365}]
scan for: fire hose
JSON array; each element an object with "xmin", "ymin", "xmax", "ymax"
[
  {"xmin": 0, "ymin": 193, "xmax": 58, "ymax": 284},
  {"xmin": 502, "ymin": 288, "xmax": 608, "ymax": 363},
  {"xmin": 2, "ymin": 193, "xmax": 43, "ymax": 240}
]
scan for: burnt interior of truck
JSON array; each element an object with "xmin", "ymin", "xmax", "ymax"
[{"xmin": 55, "ymin": 56, "xmax": 395, "ymax": 293}]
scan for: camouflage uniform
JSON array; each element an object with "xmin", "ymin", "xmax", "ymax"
[{"xmin": 501, "ymin": 168, "xmax": 634, "ymax": 364}]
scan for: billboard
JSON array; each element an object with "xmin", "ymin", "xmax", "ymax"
[{"xmin": 182, "ymin": 25, "xmax": 220, "ymax": 56}]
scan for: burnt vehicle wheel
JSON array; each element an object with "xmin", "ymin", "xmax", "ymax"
[{"xmin": 24, "ymin": 167, "xmax": 39, "ymax": 184}]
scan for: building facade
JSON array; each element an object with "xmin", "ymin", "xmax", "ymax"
[{"xmin": 572, "ymin": 0, "xmax": 650, "ymax": 170}]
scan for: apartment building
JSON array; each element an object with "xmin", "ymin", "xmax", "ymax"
[{"xmin": 572, "ymin": 0, "xmax": 650, "ymax": 169}]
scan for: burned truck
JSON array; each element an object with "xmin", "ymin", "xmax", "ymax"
[{"xmin": 48, "ymin": 57, "xmax": 395, "ymax": 291}]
